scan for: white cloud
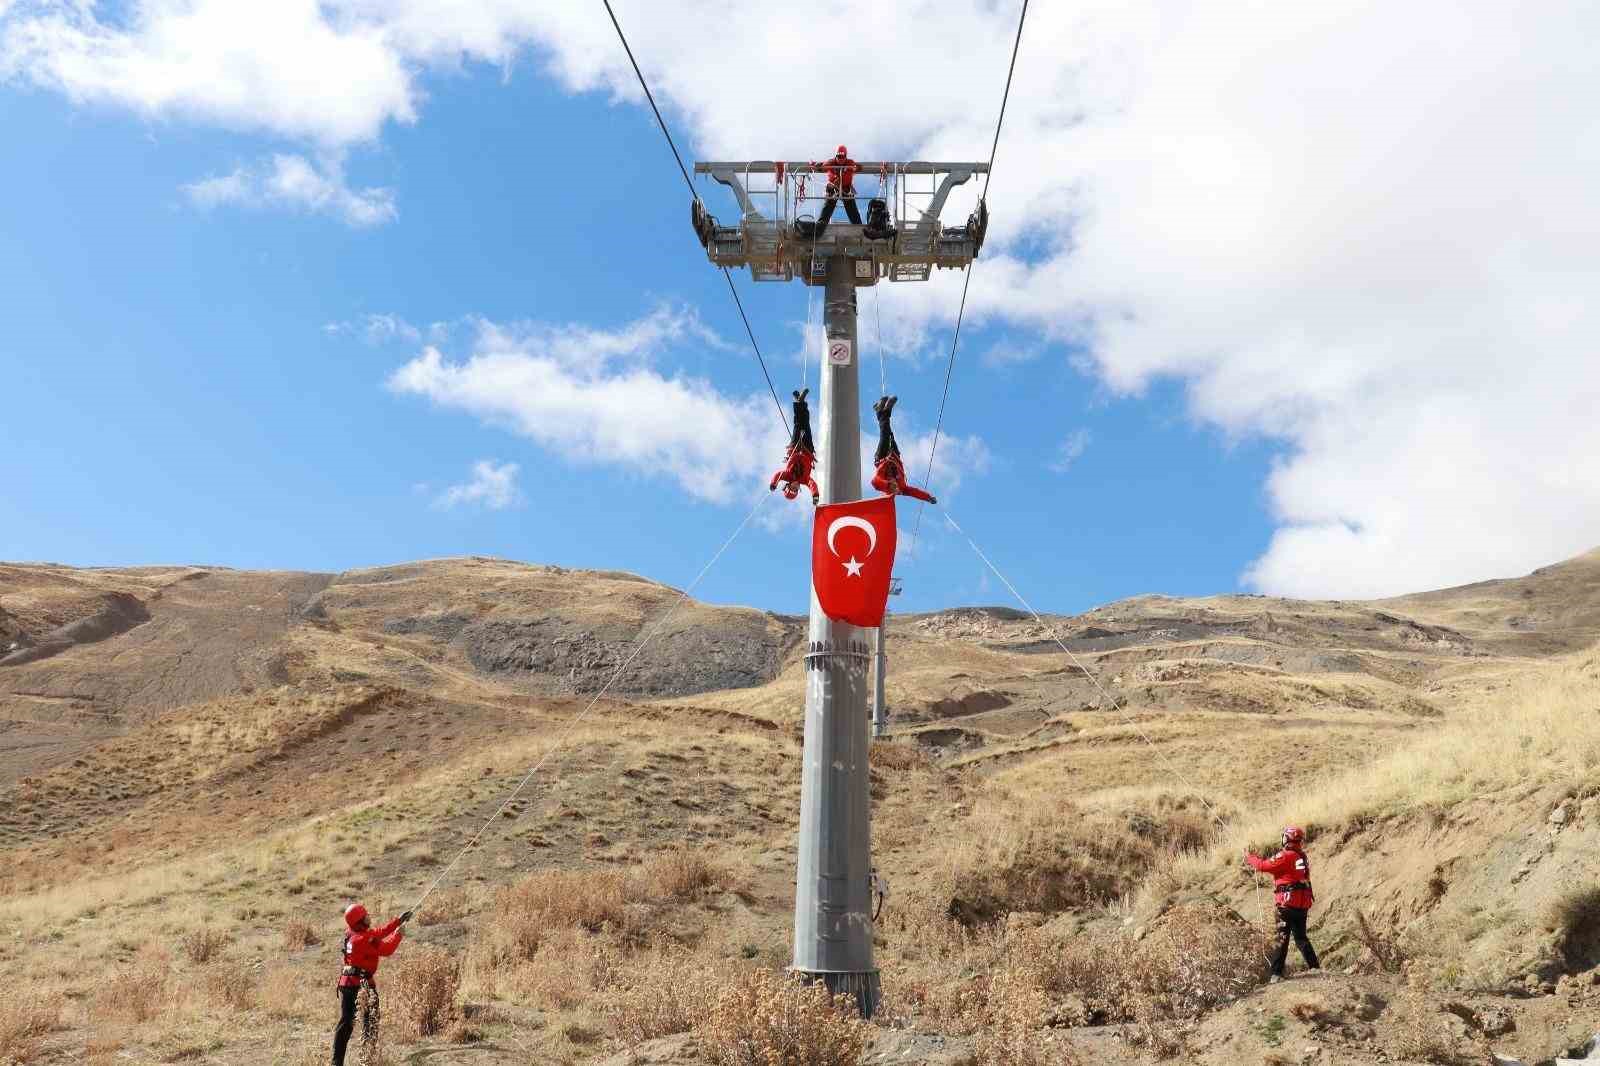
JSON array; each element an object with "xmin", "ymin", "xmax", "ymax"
[
  {"xmin": 1048, "ymin": 429, "xmax": 1091, "ymax": 474},
  {"xmin": 436, "ymin": 459, "xmax": 520, "ymax": 511},
  {"xmin": 12, "ymin": 2, "xmax": 1600, "ymax": 594},
  {"xmin": 388, "ymin": 306, "xmax": 783, "ymax": 505},
  {"xmin": 325, "ymin": 313, "xmax": 424, "ymax": 345},
  {"xmin": 184, "ymin": 154, "xmax": 397, "ymax": 227},
  {"xmin": 388, "ymin": 306, "xmax": 990, "ymax": 512}
]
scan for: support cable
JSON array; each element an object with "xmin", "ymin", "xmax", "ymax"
[
  {"xmin": 408, "ymin": 489, "xmax": 771, "ymax": 914},
  {"xmin": 602, "ymin": 0, "xmax": 789, "ymax": 435},
  {"xmin": 940, "ymin": 506, "xmax": 1227, "ymax": 830},
  {"xmin": 910, "ymin": 0, "xmax": 1030, "ymax": 550}
]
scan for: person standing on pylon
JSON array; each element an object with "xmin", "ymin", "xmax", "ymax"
[
  {"xmin": 812, "ymin": 145, "xmax": 861, "ymax": 235},
  {"xmin": 1246, "ymin": 826, "xmax": 1321, "ymax": 983},
  {"xmin": 332, "ymin": 902, "xmax": 411, "ymax": 1065}
]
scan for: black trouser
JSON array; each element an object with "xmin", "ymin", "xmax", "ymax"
[
  {"xmin": 331, "ymin": 983, "xmax": 379, "ymax": 1065},
  {"xmin": 1271, "ymin": 906, "xmax": 1319, "ymax": 976},
  {"xmin": 816, "ymin": 191, "xmax": 861, "ymax": 233}
]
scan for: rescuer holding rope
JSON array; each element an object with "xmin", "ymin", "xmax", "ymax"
[
  {"xmin": 1246, "ymin": 826, "xmax": 1321, "ymax": 982},
  {"xmin": 332, "ymin": 902, "xmax": 411, "ymax": 1065},
  {"xmin": 812, "ymin": 145, "xmax": 861, "ymax": 235}
]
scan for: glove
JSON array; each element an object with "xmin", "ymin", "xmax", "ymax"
[{"xmin": 399, "ymin": 910, "xmax": 414, "ymax": 925}]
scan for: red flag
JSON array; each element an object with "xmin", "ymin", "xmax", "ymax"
[{"xmin": 812, "ymin": 496, "xmax": 898, "ymax": 627}]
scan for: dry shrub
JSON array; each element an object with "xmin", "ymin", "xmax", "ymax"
[
  {"xmin": 975, "ymin": 1020, "xmax": 1082, "ymax": 1066},
  {"xmin": 472, "ymin": 869, "xmax": 634, "ymax": 973},
  {"xmin": 261, "ymin": 965, "xmax": 317, "ymax": 1021},
  {"xmin": 389, "ymin": 947, "xmax": 460, "ymax": 1038},
  {"xmin": 698, "ymin": 968, "xmax": 868, "ymax": 1066},
  {"xmin": 180, "ymin": 924, "xmax": 229, "ymax": 964},
  {"xmin": 1354, "ymin": 911, "xmax": 1407, "ymax": 973},
  {"xmin": 416, "ymin": 886, "xmax": 476, "ymax": 927},
  {"xmin": 608, "ymin": 951, "xmax": 725, "ymax": 1044},
  {"xmin": 0, "ymin": 985, "xmax": 61, "ymax": 1063},
  {"xmin": 96, "ymin": 956, "xmax": 174, "ymax": 1024},
  {"xmin": 201, "ymin": 960, "xmax": 257, "ymax": 1011},
  {"xmin": 942, "ymin": 789, "xmax": 1216, "ymax": 922},
  {"xmin": 495, "ymin": 929, "xmax": 626, "ymax": 1011},
  {"xmin": 1387, "ymin": 972, "xmax": 1484, "ymax": 1065},
  {"xmin": 868, "ymin": 742, "xmax": 931, "ymax": 771},
  {"xmin": 1547, "ymin": 885, "xmax": 1600, "ymax": 970},
  {"xmin": 282, "ymin": 917, "xmax": 321, "ymax": 950},
  {"xmin": 638, "ymin": 847, "xmax": 724, "ymax": 902}
]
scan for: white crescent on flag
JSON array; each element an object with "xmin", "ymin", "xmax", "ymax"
[{"xmin": 826, "ymin": 515, "xmax": 877, "ymax": 557}]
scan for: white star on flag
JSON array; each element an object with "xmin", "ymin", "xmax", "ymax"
[{"xmin": 842, "ymin": 556, "xmax": 864, "ymax": 577}]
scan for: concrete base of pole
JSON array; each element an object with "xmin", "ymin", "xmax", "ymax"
[{"xmin": 795, "ymin": 969, "xmax": 882, "ymax": 1019}]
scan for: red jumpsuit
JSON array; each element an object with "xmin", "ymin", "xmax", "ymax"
[
  {"xmin": 770, "ymin": 446, "xmax": 819, "ymax": 503},
  {"xmin": 333, "ymin": 918, "xmax": 404, "ymax": 1065},
  {"xmin": 872, "ymin": 454, "xmax": 936, "ymax": 504},
  {"xmin": 812, "ymin": 152, "xmax": 862, "ymax": 230},
  {"xmin": 1247, "ymin": 846, "xmax": 1319, "ymax": 977},
  {"xmin": 339, "ymin": 917, "xmax": 404, "ymax": 986}
]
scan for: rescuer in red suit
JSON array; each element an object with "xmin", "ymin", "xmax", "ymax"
[
  {"xmin": 1246, "ymin": 826, "xmax": 1321, "ymax": 982},
  {"xmin": 770, "ymin": 389, "xmax": 820, "ymax": 504},
  {"xmin": 870, "ymin": 395, "xmax": 937, "ymax": 504},
  {"xmin": 813, "ymin": 145, "xmax": 862, "ymax": 234},
  {"xmin": 332, "ymin": 902, "xmax": 410, "ymax": 1065}
]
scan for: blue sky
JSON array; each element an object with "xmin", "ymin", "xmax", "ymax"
[{"xmin": 4, "ymin": 2, "xmax": 1598, "ymax": 612}]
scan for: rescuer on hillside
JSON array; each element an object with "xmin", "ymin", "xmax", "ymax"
[
  {"xmin": 1246, "ymin": 826, "xmax": 1320, "ymax": 982},
  {"xmin": 332, "ymin": 902, "xmax": 411, "ymax": 1065},
  {"xmin": 812, "ymin": 145, "xmax": 861, "ymax": 235}
]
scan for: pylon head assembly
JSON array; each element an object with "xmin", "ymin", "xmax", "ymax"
[{"xmin": 690, "ymin": 160, "xmax": 990, "ymax": 285}]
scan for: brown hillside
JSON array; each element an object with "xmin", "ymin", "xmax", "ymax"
[{"xmin": 3, "ymin": 551, "xmax": 1599, "ymax": 1065}]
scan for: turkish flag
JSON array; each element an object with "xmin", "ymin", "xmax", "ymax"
[{"xmin": 812, "ymin": 496, "xmax": 898, "ymax": 627}]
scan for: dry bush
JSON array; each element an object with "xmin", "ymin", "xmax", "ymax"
[
  {"xmin": 389, "ymin": 947, "xmax": 460, "ymax": 1038},
  {"xmin": 282, "ymin": 916, "xmax": 321, "ymax": 950},
  {"xmin": 1387, "ymin": 974, "xmax": 1485, "ymax": 1065},
  {"xmin": 1547, "ymin": 885, "xmax": 1600, "ymax": 970},
  {"xmin": 261, "ymin": 965, "xmax": 318, "ymax": 1021},
  {"xmin": 0, "ymin": 985, "xmax": 61, "ymax": 1064},
  {"xmin": 608, "ymin": 951, "xmax": 726, "ymax": 1044},
  {"xmin": 416, "ymin": 886, "xmax": 477, "ymax": 927},
  {"xmin": 697, "ymin": 968, "xmax": 869, "ymax": 1066},
  {"xmin": 471, "ymin": 869, "xmax": 634, "ymax": 974},
  {"xmin": 201, "ymin": 960, "xmax": 257, "ymax": 1011},
  {"xmin": 975, "ymin": 1020, "xmax": 1082, "ymax": 1066},
  {"xmin": 95, "ymin": 956, "xmax": 174, "ymax": 1024},
  {"xmin": 1354, "ymin": 911, "xmax": 1407, "ymax": 973},
  {"xmin": 940, "ymin": 789, "xmax": 1217, "ymax": 923},
  {"xmin": 868, "ymin": 741, "xmax": 931, "ymax": 771},
  {"xmin": 180, "ymin": 925, "xmax": 229, "ymax": 964},
  {"xmin": 495, "ymin": 929, "xmax": 626, "ymax": 1012},
  {"xmin": 638, "ymin": 847, "xmax": 725, "ymax": 902}
]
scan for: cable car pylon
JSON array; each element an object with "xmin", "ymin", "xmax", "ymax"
[{"xmin": 690, "ymin": 158, "xmax": 989, "ymax": 1018}]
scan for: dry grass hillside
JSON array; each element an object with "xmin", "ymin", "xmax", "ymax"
[{"xmin": 4, "ymin": 551, "xmax": 1600, "ymax": 1065}]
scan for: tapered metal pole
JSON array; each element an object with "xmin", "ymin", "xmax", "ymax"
[{"xmin": 792, "ymin": 253, "xmax": 880, "ymax": 1017}]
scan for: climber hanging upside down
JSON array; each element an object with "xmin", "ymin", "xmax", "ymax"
[
  {"xmin": 871, "ymin": 395, "xmax": 937, "ymax": 504},
  {"xmin": 769, "ymin": 389, "xmax": 820, "ymax": 504}
]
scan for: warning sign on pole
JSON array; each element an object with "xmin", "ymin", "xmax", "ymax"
[{"xmin": 828, "ymin": 339, "xmax": 853, "ymax": 366}]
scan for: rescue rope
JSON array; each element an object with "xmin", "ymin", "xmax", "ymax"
[
  {"xmin": 911, "ymin": 0, "xmax": 1030, "ymax": 547},
  {"xmin": 407, "ymin": 489, "xmax": 771, "ymax": 915},
  {"xmin": 601, "ymin": 0, "xmax": 789, "ymax": 437},
  {"xmin": 939, "ymin": 507, "xmax": 1227, "ymax": 830}
]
